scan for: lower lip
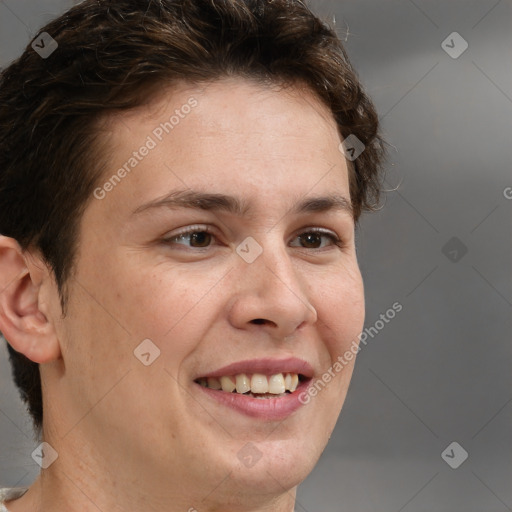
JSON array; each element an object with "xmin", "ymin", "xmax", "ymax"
[{"xmin": 194, "ymin": 379, "xmax": 311, "ymax": 420}]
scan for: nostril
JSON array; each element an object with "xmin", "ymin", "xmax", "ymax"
[{"xmin": 251, "ymin": 319, "xmax": 266, "ymax": 325}]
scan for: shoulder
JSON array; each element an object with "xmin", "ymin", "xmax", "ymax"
[{"xmin": 0, "ymin": 487, "xmax": 29, "ymax": 510}]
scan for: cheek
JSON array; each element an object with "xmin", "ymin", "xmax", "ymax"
[
  {"xmin": 315, "ymin": 267, "xmax": 364, "ymax": 416},
  {"xmin": 309, "ymin": 268, "xmax": 363, "ymax": 426},
  {"xmin": 315, "ymin": 263, "xmax": 365, "ymax": 353},
  {"xmin": 112, "ymin": 262, "xmax": 229, "ymax": 357}
]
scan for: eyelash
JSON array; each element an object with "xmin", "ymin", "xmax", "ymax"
[{"xmin": 162, "ymin": 225, "xmax": 344, "ymax": 251}]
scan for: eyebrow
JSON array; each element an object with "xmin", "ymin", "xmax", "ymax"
[{"xmin": 131, "ymin": 189, "xmax": 353, "ymax": 217}]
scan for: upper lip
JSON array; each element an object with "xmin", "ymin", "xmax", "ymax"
[{"xmin": 196, "ymin": 357, "xmax": 314, "ymax": 380}]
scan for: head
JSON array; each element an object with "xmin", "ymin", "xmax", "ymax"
[{"xmin": 0, "ymin": 0, "xmax": 384, "ymax": 508}]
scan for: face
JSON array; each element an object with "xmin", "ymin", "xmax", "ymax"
[{"xmin": 44, "ymin": 78, "xmax": 365, "ymax": 508}]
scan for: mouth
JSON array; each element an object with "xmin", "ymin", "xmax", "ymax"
[
  {"xmin": 192, "ymin": 358, "xmax": 314, "ymax": 420},
  {"xmin": 194, "ymin": 372, "xmax": 309, "ymax": 398}
]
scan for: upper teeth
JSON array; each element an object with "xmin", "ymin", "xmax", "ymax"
[{"xmin": 197, "ymin": 373, "xmax": 300, "ymax": 394}]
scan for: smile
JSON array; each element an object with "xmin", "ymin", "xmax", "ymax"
[
  {"xmin": 195, "ymin": 372, "xmax": 303, "ymax": 397},
  {"xmin": 193, "ymin": 357, "xmax": 313, "ymax": 419}
]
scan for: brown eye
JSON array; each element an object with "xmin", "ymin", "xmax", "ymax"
[
  {"xmin": 187, "ymin": 231, "xmax": 212, "ymax": 248},
  {"xmin": 291, "ymin": 229, "xmax": 342, "ymax": 250},
  {"xmin": 162, "ymin": 225, "xmax": 216, "ymax": 249},
  {"xmin": 299, "ymin": 232, "xmax": 323, "ymax": 249}
]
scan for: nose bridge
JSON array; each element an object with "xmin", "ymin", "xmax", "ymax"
[{"xmin": 259, "ymin": 237, "xmax": 304, "ymax": 297}]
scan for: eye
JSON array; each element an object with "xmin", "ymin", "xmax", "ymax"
[
  {"xmin": 290, "ymin": 228, "xmax": 343, "ymax": 250},
  {"xmin": 162, "ymin": 225, "xmax": 216, "ymax": 249},
  {"xmin": 161, "ymin": 225, "xmax": 343, "ymax": 251}
]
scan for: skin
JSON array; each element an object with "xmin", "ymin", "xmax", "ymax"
[{"xmin": 0, "ymin": 77, "xmax": 365, "ymax": 512}]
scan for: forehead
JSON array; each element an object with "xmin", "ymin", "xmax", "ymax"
[
  {"xmin": 93, "ymin": 77, "xmax": 350, "ymax": 220},
  {"xmin": 104, "ymin": 77, "xmax": 342, "ymax": 154}
]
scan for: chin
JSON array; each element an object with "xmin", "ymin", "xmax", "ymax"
[{"xmin": 225, "ymin": 437, "xmax": 322, "ymax": 495}]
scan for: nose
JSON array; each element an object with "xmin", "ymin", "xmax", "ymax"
[{"xmin": 227, "ymin": 238, "xmax": 318, "ymax": 340}]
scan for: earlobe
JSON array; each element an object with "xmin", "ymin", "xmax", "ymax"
[{"xmin": 0, "ymin": 235, "xmax": 61, "ymax": 364}]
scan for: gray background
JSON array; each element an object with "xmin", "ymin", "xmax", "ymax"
[{"xmin": 1, "ymin": 1, "xmax": 511, "ymax": 511}]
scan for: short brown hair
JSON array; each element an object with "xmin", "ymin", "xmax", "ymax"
[{"xmin": 0, "ymin": 0, "xmax": 385, "ymax": 436}]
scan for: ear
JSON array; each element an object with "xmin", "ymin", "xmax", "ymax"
[{"xmin": 0, "ymin": 235, "xmax": 61, "ymax": 363}]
